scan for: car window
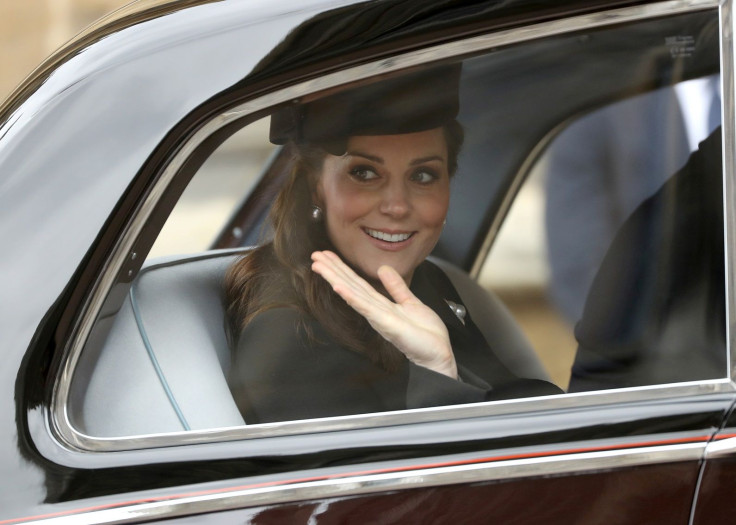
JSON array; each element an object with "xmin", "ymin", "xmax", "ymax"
[
  {"xmin": 149, "ymin": 118, "xmax": 275, "ymax": 258},
  {"xmin": 481, "ymin": 80, "xmax": 724, "ymax": 391},
  {"xmin": 62, "ymin": 7, "xmax": 726, "ymax": 445}
]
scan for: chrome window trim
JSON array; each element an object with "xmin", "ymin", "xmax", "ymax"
[
  {"xmin": 30, "ymin": 441, "xmax": 706, "ymax": 524},
  {"xmin": 51, "ymin": 0, "xmax": 730, "ymax": 454},
  {"xmin": 55, "ymin": 380, "xmax": 733, "ymax": 452},
  {"xmin": 722, "ymin": 0, "xmax": 736, "ymax": 380},
  {"xmin": 705, "ymin": 433, "xmax": 736, "ymax": 457}
]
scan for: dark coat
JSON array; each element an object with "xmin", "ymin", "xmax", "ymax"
[
  {"xmin": 569, "ymin": 127, "xmax": 726, "ymax": 391},
  {"xmin": 228, "ymin": 259, "xmax": 561, "ymax": 423}
]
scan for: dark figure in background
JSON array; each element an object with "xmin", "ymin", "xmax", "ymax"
[
  {"xmin": 224, "ymin": 66, "xmax": 561, "ymax": 424},
  {"xmin": 545, "ymin": 88, "xmax": 690, "ymax": 323},
  {"xmin": 568, "ymin": 127, "xmax": 726, "ymax": 391},
  {"xmin": 545, "ymin": 78, "xmax": 720, "ymax": 324}
]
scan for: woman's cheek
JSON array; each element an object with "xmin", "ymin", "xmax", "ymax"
[
  {"xmin": 420, "ymin": 192, "xmax": 450, "ymax": 228},
  {"xmin": 340, "ymin": 188, "xmax": 376, "ymax": 221}
]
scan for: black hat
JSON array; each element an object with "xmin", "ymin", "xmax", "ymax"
[{"xmin": 270, "ymin": 64, "xmax": 461, "ymax": 155}]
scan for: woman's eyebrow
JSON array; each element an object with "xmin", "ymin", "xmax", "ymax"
[
  {"xmin": 346, "ymin": 151, "xmax": 383, "ymax": 163},
  {"xmin": 410, "ymin": 155, "xmax": 444, "ymax": 165},
  {"xmin": 346, "ymin": 152, "xmax": 445, "ymax": 165}
]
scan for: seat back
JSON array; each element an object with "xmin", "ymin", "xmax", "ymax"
[
  {"xmin": 78, "ymin": 252, "xmax": 245, "ymax": 437},
  {"xmin": 77, "ymin": 251, "xmax": 547, "ymax": 437},
  {"xmin": 429, "ymin": 258, "xmax": 549, "ymax": 381}
]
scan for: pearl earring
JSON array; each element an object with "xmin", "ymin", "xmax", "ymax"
[{"xmin": 311, "ymin": 205, "xmax": 323, "ymax": 221}]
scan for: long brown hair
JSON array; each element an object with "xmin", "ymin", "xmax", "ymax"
[{"xmin": 224, "ymin": 121, "xmax": 464, "ymax": 371}]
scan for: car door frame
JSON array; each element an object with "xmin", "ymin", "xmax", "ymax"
[{"xmin": 20, "ymin": 0, "xmax": 736, "ymax": 523}]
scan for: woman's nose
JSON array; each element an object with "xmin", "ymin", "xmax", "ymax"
[{"xmin": 378, "ymin": 181, "xmax": 411, "ymax": 218}]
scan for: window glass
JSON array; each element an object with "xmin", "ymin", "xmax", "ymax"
[
  {"xmin": 66, "ymin": 8, "xmax": 725, "ymax": 441},
  {"xmin": 479, "ymin": 162, "xmax": 578, "ymax": 389},
  {"xmin": 149, "ymin": 117, "xmax": 275, "ymax": 258},
  {"xmin": 481, "ymin": 79, "xmax": 724, "ymax": 391}
]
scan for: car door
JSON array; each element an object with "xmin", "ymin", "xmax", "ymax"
[{"xmin": 6, "ymin": 0, "xmax": 736, "ymax": 524}]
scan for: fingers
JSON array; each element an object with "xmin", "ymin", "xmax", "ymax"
[
  {"xmin": 313, "ymin": 251, "xmax": 379, "ymax": 298},
  {"xmin": 310, "ymin": 251, "xmax": 457, "ymax": 378},
  {"xmin": 377, "ymin": 265, "xmax": 418, "ymax": 305},
  {"xmin": 311, "ymin": 251, "xmax": 392, "ymax": 317},
  {"xmin": 310, "ymin": 251, "xmax": 421, "ymax": 320},
  {"xmin": 311, "ymin": 251, "xmax": 377, "ymax": 298}
]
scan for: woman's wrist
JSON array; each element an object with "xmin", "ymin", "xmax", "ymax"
[
  {"xmin": 418, "ymin": 344, "xmax": 457, "ymax": 379},
  {"xmin": 437, "ymin": 359, "xmax": 459, "ymax": 380}
]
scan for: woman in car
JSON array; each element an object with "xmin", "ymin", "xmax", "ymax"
[{"xmin": 224, "ymin": 66, "xmax": 561, "ymax": 424}]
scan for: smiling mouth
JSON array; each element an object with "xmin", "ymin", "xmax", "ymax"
[{"xmin": 364, "ymin": 228, "xmax": 414, "ymax": 243}]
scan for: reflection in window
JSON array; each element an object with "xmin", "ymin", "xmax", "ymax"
[{"xmin": 481, "ymin": 82, "xmax": 724, "ymax": 392}]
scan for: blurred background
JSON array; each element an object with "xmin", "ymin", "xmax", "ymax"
[{"xmin": 0, "ymin": 0, "xmax": 128, "ymax": 102}]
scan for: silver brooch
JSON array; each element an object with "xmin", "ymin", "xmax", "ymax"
[{"xmin": 445, "ymin": 300, "xmax": 466, "ymax": 325}]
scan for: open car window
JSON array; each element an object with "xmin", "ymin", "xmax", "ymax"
[{"xmin": 62, "ymin": 7, "xmax": 726, "ymax": 445}]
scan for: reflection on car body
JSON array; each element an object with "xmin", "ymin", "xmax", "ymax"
[{"xmin": 2, "ymin": 0, "xmax": 736, "ymax": 523}]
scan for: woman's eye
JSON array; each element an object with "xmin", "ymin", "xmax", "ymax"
[
  {"xmin": 349, "ymin": 166, "xmax": 379, "ymax": 181},
  {"xmin": 410, "ymin": 169, "xmax": 438, "ymax": 184}
]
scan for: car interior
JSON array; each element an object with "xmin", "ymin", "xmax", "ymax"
[
  {"xmin": 76, "ymin": 251, "xmax": 551, "ymax": 436},
  {"xmin": 66, "ymin": 9, "xmax": 726, "ymax": 439}
]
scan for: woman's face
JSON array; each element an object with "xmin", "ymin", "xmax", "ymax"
[{"xmin": 316, "ymin": 127, "xmax": 450, "ymax": 284}]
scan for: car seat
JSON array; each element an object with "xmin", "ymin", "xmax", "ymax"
[{"xmin": 75, "ymin": 251, "xmax": 548, "ymax": 437}]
